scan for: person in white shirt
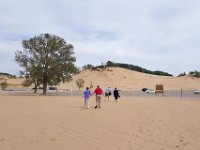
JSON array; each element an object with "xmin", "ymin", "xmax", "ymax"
[{"xmin": 105, "ymin": 87, "xmax": 111, "ymax": 102}]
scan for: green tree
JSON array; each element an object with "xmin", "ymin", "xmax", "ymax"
[
  {"xmin": 90, "ymin": 83, "xmax": 93, "ymax": 89},
  {"xmin": 82, "ymin": 64, "xmax": 94, "ymax": 70},
  {"xmin": 76, "ymin": 78, "xmax": 85, "ymax": 90},
  {"xmin": 189, "ymin": 70, "xmax": 200, "ymax": 78},
  {"xmin": 19, "ymin": 65, "xmax": 43, "ymax": 93},
  {"xmin": 22, "ymin": 78, "xmax": 32, "ymax": 88},
  {"xmin": 15, "ymin": 33, "xmax": 77, "ymax": 95}
]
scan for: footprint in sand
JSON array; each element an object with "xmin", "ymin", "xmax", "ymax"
[
  {"xmin": 179, "ymin": 136, "xmax": 185, "ymax": 144},
  {"xmin": 127, "ymin": 140, "xmax": 133, "ymax": 150},
  {"xmin": 183, "ymin": 142, "xmax": 190, "ymax": 146},
  {"xmin": 49, "ymin": 138, "xmax": 56, "ymax": 142},
  {"xmin": 35, "ymin": 139, "xmax": 40, "ymax": 142},
  {"xmin": 179, "ymin": 139, "xmax": 183, "ymax": 142},
  {"xmin": 128, "ymin": 140, "xmax": 131, "ymax": 145},
  {"xmin": 175, "ymin": 145, "xmax": 180, "ymax": 148},
  {"xmin": 0, "ymin": 138, "xmax": 5, "ymax": 142}
]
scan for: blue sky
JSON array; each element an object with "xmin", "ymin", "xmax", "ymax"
[{"xmin": 0, "ymin": 0, "xmax": 200, "ymax": 75}]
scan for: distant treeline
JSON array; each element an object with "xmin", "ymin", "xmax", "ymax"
[
  {"xmin": 177, "ymin": 71, "xmax": 200, "ymax": 78},
  {"xmin": 189, "ymin": 71, "xmax": 200, "ymax": 78},
  {"xmin": 0, "ymin": 72, "xmax": 16, "ymax": 78},
  {"xmin": 82, "ymin": 61, "xmax": 173, "ymax": 76}
]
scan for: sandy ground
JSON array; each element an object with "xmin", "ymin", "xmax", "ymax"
[{"xmin": 0, "ymin": 95, "xmax": 200, "ymax": 150}]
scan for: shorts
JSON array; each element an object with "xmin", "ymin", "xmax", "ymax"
[{"xmin": 105, "ymin": 93, "xmax": 109, "ymax": 96}]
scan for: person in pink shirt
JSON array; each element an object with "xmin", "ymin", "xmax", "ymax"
[{"xmin": 94, "ymin": 85, "xmax": 103, "ymax": 109}]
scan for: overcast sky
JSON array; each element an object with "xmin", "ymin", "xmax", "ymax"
[{"xmin": 0, "ymin": 0, "xmax": 200, "ymax": 76}]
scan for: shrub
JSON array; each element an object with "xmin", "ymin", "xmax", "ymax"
[
  {"xmin": 76, "ymin": 79, "xmax": 85, "ymax": 90},
  {"xmin": 1, "ymin": 80, "xmax": 8, "ymax": 90}
]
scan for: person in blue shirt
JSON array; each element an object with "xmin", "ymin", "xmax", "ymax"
[{"xmin": 83, "ymin": 87, "xmax": 91, "ymax": 109}]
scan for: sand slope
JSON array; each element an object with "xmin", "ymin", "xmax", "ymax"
[{"xmin": 59, "ymin": 67, "xmax": 200, "ymax": 91}]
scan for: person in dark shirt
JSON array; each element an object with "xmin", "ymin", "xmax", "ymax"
[{"xmin": 113, "ymin": 88, "xmax": 120, "ymax": 102}]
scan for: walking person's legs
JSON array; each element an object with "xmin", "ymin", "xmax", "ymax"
[
  {"xmin": 86, "ymin": 98, "xmax": 89, "ymax": 108},
  {"xmin": 95, "ymin": 95, "xmax": 98, "ymax": 108},
  {"xmin": 97, "ymin": 95, "xmax": 101, "ymax": 108},
  {"xmin": 114, "ymin": 95, "xmax": 118, "ymax": 102},
  {"xmin": 95, "ymin": 95, "xmax": 101, "ymax": 109},
  {"xmin": 99, "ymin": 97, "xmax": 101, "ymax": 108},
  {"xmin": 84, "ymin": 98, "xmax": 87, "ymax": 107},
  {"xmin": 105, "ymin": 93, "xmax": 109, "ymax": 102}
]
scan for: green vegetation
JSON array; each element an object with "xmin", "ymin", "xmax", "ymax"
[
  {"xmin": 15, "ymin": 33, "xmax": 78, "ymax": 95},
  {"xmin": 84, "ymin": 61, "xmax": 173, "ymax": 76},
  {"xmin": 76, "ymin": 78, "xmax": 85, "ymax": 90},
  {"xmin": 22, "ymin": 79, "xmax": 33, "ymax": 88},
  {"xmin": 106, "ymin": 61, "xmax": 172, "ymax": 76},
  {"xmin": 90, "ymin": 83, "xmax": 94, "ymax": 89},
  {"xmin": 0, "ymin": 79, "xmax": 8, "ymax": 90},
  {"xmin": 82, "ymin": 64, "xmax": 95, "ymax": 70},
  {"xmin": 0, "ymin": 72, "xmax": 16, "ymax": 78},
  {"xmin": 189, "ymin": 70, "xmax": 200, "ymax": 78}
]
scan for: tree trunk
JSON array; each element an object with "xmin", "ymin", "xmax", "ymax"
[
  {"xmin": 43, "ymin": 76, "xmax": 47, "ymax": 95},
  {"xmin": 34, "ymin": 81, "xmax": 37, "ymax": 93},
  {"xmin": 43, "ymin": 67, "xmax": 48, "ymax": 95}
]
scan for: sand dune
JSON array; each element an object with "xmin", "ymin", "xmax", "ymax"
[
  {"xmin": 2, "ymin": 67, "xmax": 200, "ymax": 91},
  {"xmin": 59, "ymin": 67, "xmax": 200, "ymax": 91},
  {"xmin": 0, "ymin": 76, "xmax": 24, "ymax": 87}
]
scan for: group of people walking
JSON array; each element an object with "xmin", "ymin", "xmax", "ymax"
[{"xmin": 83, "ymin": 85, "xmax": 120, "ymax": 109}]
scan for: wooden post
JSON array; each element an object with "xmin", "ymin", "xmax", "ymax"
[{"xmin": 155, "ymin": 84, "xmax": 164, "ymax": 96}]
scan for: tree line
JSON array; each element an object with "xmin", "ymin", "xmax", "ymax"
[
  {"xmin": 83, "ymin": 61, "xmax": 173, "ymax": 76},
  {"xmin": 0, "ymin": 72, "xmax": 16, "ymax": 78}
]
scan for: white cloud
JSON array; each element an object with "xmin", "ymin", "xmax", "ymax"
[{"xmin": 0, "ymin": 0, "xmax": 200, "ymax": 75}]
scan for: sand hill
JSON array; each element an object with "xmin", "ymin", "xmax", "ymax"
[
  {"xmin": 0, "ymin": 76, "xmax": 24, "ymax": 87},
  {"xmin": 58, "ymin": 67, "xmax": 200, "ymax": 91}
]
